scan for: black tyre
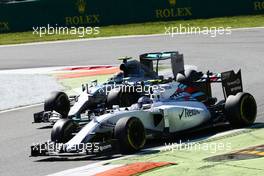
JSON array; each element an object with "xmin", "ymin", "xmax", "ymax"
[
  {"xmin": 225, "ymin": 92, "xmax": 257, "ymax": 128},
  {"xmin": 185, "ymin": 69, "xmax": 200, "ymax": 82},
  {"xmin": 114, "ymin": 117, "xmax": 146, "ymax": 154},
  {"xmin": 106, "ymin": 88, "xmax": 121, "ymax": 108},
  {"xmin": 176, "ymin": 69, "xmax": 202, "ymax": 82},
  {"xmin": 51, "ymin": 119, "xmax": 78, "ymax": 143},
  {"xmin": 44, "ymin": 91, "xmax": 70, "ymax": 118},
  {"xmin": 106, "ymin": 87, "xmax": 140, "ymax": 108}
]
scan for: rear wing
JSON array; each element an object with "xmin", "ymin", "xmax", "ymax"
[
  {"xmin": 194, "ymin": 70, "xmax": 243, "ymax": 99},
  {"xmin": 139, "ymin": 51, "xmax": 184, "ymax": 77},
  {"xmin": 221, "ymin": 70, "xmax": 243, "ymax": 98}
]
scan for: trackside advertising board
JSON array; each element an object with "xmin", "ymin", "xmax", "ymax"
[{"xmin": 0, "ymin": 0, "xmax": 264, "ymax": 32}]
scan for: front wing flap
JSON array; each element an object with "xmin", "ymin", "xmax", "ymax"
[{"xmin": 30, "ymin": 140, "xmax": 118, "ymax": 157}]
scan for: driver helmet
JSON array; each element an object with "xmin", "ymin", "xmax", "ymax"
[{"xmin": 138, "ymin": 96, "xmax": 152, "ymax": 108}]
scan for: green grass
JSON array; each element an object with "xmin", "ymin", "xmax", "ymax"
[
  {"xmin": 59, "ymin": 74, "xmax": 112, "ymax": 95},
  {"xmin": 1, "ymin": 15, "xmax": 264, "ymax": 45},
  {"xmin": 111, "ymin": 126, "xmax": 264, "ymax": 176}
]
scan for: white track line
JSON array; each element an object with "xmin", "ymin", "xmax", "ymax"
[
  {"xmin": 0, "ymin": 65, "xmax": 114, "ymax": 74},
  {"xmin": 0, "ymin": 34, "xmax": 163, "ymax": 48},
  {"xmin": 0, "ymin": 26, "xmax": 263, "ymax": 48},
  {"xmin": 0, "ymin": 103, "xmax": 43, "ymax": 114}
]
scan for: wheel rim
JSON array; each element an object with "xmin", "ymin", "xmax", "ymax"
[{"xmin": 127, "ymin": 119, "xmax": 146, "ymax": 149}]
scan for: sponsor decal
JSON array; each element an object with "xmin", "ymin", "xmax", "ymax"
[
  {"xmin": 99, "ymin": 144, "xmax": 112, "ymax": 151},
  {"xmin": 254, "ymin": 1, "xmax": 264, "ymax": 11},
  {"xmin": 179, "ymin": 109, "xmax": 184, "ymax": 119},
  {"xmin": 168, "ymin": 0, "xmax": 177, "ymax": 6},
  {"xmin": 65, "ymin": 0, "xmax": 100, "ymax": 26},
  {"xmin": 226, "ymin": 78, "xmax": 241, "ymax": 86},
  {"xmin": 0, "ymin": 21, "xmax": 9, "ymax": 32},
  {"xmin": 65, "ymin": 15, "xmax": 100, "ymax": 25},
  {"xmin": 76, "ymin": 0, "xmax": 86, "ymax": 14},
  {"xmin": 155, "ymin": 0, "xmax": 192, "ymax": 19},
  {"xmin": 179, "ymin": 108, "xmax": 200, "ymax": 119}
]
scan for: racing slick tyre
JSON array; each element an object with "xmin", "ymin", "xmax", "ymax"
[
  {"xmin": 44, "ymin": 91, "xmax": 70, "ymax": 118},
  {"xmin": 176, "ymin": 69, "xmax": 202, "ymax": 83},
  {"xmin": 114, "ymin": 117, "xmax": 146, "ymax": 154},
  {"xmin": 106, "ymin": 88, "xmax": 120, "ymax": 108},
  {"xmin": 106, "ymin": 87, "xmax": 140, "ymax": 108},
  {"xmin": 225, "ymin": 92, "xmax": 257, "ymax": 128},
  {"xmin": 51, "ymin": 119, "xmax": 78, "ymax": 143}
]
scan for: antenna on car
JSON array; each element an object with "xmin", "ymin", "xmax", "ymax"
[{"xmin": 117, "ymin": 56, "xmax": 132, "ymax": 63}]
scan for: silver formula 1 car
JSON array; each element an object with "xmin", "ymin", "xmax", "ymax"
[
  {"xmin": 31, "ymin": 52, "xmax": 257, "ymax": 156},
  {"xmin": 33, "ymin": 53, "xmax": 175, "ymax": 124}
]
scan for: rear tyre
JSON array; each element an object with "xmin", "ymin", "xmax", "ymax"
[
  {"xmin": 225, "ymin": 92, "xmax": 257, "ymax": 128},
  {"xmin": 51, "ymin": 119, "xmax": 78, "ymax": 143},
  {"xmin": 44, "ymin": 91, "xmax": 70, "ymax": 118},
  {"xmin": 184, "ymin": 69, "xmax": 202, "ymax": 82},
  {"xmin": 176, "ymin": 69, "xmax": 202, "ymax": 82},
  {"xmin": 114, "ymin": 117, "xmax": 146, "ymax": 154},
  {"xmin": 106, "ymin": 88, "xmax": 121, "ymax": 108}
]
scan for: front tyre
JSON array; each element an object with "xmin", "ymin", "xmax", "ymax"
[
  {"xmin": 51, "ymin": 119, "xmax": 78, "ymax": 143},
  {"xmin": 44, "ymin": 91, "xmax": 70, "ymax": 118},
  {"xmin": 114, "ymin": 117, "xmax": 146, "ymax": 154},
  {"xmin": 225, "ymin": 92, "xmax": 257, "ymax": 128}
]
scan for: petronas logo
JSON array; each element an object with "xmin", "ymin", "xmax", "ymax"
[
  {"xmin": 76, "ymin": 0, "xmax": 86, "ymax": 14},
  {"xmin": 168, "ymin": 0, "xmax": 176, "ymax": 6}
]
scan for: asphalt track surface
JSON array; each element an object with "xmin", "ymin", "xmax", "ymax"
[{"xmin": 0, "ymin": 28, "xmax": 264, "ymax": 176}]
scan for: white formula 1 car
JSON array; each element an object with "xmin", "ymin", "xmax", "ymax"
[{"xmin": 31, "ymin": 52, "xmax": 257, "ymax": 156}]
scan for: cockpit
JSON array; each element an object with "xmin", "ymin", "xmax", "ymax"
[{"xmin": 130, "ymin": 96, "xmax": 153, "ymax": 110}]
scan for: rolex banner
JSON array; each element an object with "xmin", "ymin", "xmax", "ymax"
[{"xmin": 0, "ymin": 0, "xmax": 263, "ymax": 33}]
